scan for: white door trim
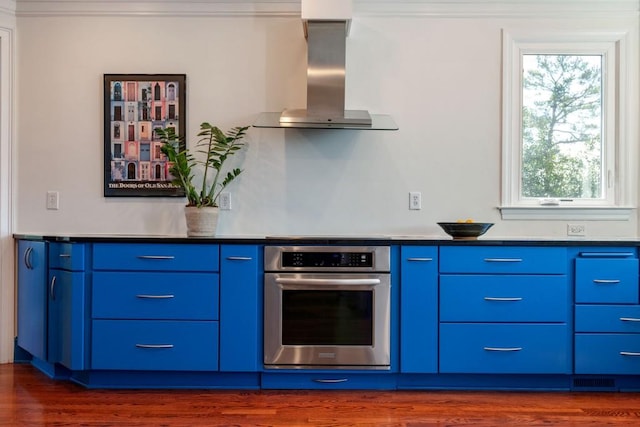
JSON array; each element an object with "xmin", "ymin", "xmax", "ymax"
[{"xmin": 0, "ymin": 24, "xmax": 16, "ymax": 364}]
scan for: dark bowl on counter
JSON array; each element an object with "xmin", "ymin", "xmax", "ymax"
[{"xmin": 437, "ymin": 222, "xmax": 494, "ymax": 240}]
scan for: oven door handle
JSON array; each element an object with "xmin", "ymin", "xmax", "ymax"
[{"xmin": 275, "ymin": 278, "xmax": 382, "ymax": 286}]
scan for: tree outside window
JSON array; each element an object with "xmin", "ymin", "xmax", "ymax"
[{"xmin": 521, "ymin": 54, "xmax": 602, "ymax": 200}]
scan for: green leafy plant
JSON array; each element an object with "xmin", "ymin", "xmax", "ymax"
[{"xmin": 155, "ymin": 122, "xmax": 249, "ymax": 207}]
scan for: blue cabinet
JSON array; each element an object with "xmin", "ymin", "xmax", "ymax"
[
  {"xmin": 399, "ymin": 246, "xmax": 438, "ymax": 373},
  {"xmin": 438, "ymin": 246, "xmax": 571, "ymax": 374},
  {"xmin": 47, "ymin": 243, "xmax": 88, "ymax": 371},
  {"xmin": 219, "ymin": 245, "xmax": 262, "ymax": 372},
  {"xmin": 17, "ymin": 240, "xmax": 47, "ymax": 361},
  {"xmin": 90, "ymin": 243, "xmax": 221, "ymax": 372},
  {"xmin": 573, "ymin": 248, "xmax": 640, "ymax": 375}
]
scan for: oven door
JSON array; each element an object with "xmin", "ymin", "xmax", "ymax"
[{"xmin": 264, "ymin": 272, "xmax": 390, "ymax": 369}]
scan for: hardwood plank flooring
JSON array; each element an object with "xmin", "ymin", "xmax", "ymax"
[{"xmin": 2, "ymin": 363, "xmax": 640, "ymax": 426}]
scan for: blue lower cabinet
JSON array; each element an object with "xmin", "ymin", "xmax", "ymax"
[
  {"xmin": 261, "ymin": 372, "xmax": 397, "ymax": 390},
  {"xmin": 91, "ymin": 320, "xmax": 219, "ymax": 371},
  {"xmin": 575, "ymin": 334, "xmax": 640, "ymax": 375},
  {"xmin": 440, "ymin": 323, "xmax": 571, "ymax": 374}
]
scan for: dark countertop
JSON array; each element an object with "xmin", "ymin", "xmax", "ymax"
[{"xmin": 12, "ymin": 233, "xmax": 640, "ymax": 246}]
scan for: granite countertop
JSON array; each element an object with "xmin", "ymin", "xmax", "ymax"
[{"xmin": 12, "ymin": 233, "xmax": 640, "ymax": 246}]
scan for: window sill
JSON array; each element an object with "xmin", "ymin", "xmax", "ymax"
[{"xmin": 498, "ymin": 206, "xmax": 635, "ymax": 221}]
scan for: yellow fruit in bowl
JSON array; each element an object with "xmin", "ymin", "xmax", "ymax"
[{"xmin": 465, "ymin": 219, "xmax": 474, "ymax": 223}]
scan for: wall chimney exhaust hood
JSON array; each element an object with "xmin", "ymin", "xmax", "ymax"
[{"xmin": 254, "ymin": 0, "xmax": 398, "ymax": 130}]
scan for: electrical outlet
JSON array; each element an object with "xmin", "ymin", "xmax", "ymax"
[
  {"xmin": 46, "ymin": 191, "xmax": 59, "ymax": 210},
  {"xmin": 219, "ymin": 192, "xmax": 231, "ymax": 210},
  {"xmin": 567, "ymin": 223, "xmax": 586, "ymax": 236},
  {"xmin": 409, "ymin": 191, "xmax": 421, "ymax": 210}
]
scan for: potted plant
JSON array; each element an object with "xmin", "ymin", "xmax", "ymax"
[{"xmin": 155, "ymin": 122, "xmax": 249, "ymax": 236}]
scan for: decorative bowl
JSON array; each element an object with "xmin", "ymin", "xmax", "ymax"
[{"xmin": 437, "ymin": 222, "xmax": 494, "ymax": 240}]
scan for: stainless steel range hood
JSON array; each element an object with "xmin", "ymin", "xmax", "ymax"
[{"xmin": 254, "ymin": 14, "xmax": 398, "ymax": 130}]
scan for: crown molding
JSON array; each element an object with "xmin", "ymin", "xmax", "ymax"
[
  {"xmin": 0, "ymin": 0, "xmax": 16, "ymax": 16},
  {"xmin": 13, "ymin": 0, "xmax": 640, "ymax": 18}
]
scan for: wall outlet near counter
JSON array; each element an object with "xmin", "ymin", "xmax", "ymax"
[
  {"xmin": 409, "ymin": 191, "xmax": 421, "ymax": 210},
  {"xmin": 219, "ymin": 192, "xmax": 231, "ymax": 210},
  {"xmin": 567, "ymin": 223, "xmax": 586, "ymax": 236}
]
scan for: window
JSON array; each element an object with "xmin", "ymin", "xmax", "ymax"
[{"xmin": 500, "ymin": 29, "xmax": 635, "ymax": 220}]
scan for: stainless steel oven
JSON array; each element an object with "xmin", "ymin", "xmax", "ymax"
[{"xmin": 264, "ymin": 245, "xmax": 391, "ymax": 370}]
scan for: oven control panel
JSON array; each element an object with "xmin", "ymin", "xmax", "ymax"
[
  {"xmin": 264, "ymin": 246, "xmax": 391, "ymax": 272},
  {"xmin": 282, "ymin": 251, "xmax": 373, "ymax": 268}
]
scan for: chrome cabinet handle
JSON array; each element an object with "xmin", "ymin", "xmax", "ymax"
[
  {"xmin": 136, "ymin": 294, "xmax": 175, "ymax": 299},
  {"xmin": 407, "ymin": 257, "xmax": 434, "ymax": 262},
  {"xmin": 226, "ymin": 256, "xmax": 253, "ymax": 261},
  {"xmin": 483, "ymin": 258, "xmax": 523, "ymax": 263},
  {"xmin": 136, "ymin": 255, "xmax": 176, "ymax": 260},
  {"xmin": 620, "ymin": 317, "xmax": 640, "ymax": 322},
  {"xmin": 50, "ymin": 276, "xmax": 57, "ymax": 300},
  {"xmin": 24, "ymin": 247, "xmax": 33, "ymax": 269},
  {"xmin": 620, "ymin": 351, "xmax": 640, "ymax": 357},
  {"xmin": 484, "ymin": 347, "xmax": 523, "ymax": 352},
  {"xmin": 313, "ymin": 378, "xmax": 348, "ymax": 383},
  {"xmin": 484, "ymin": 297, "xmax": 523, "ymax": 302},
  {"xmin": 135, "ymin": 344, "xmax": 174, "ymax": 349},
  {"xmin": 580, "ymin": 252, "xmax": 635, "ymax": 258},
  {"xmin": 59, "ymin": 254, "xmax": 71, "ymax": 258},
  {"xmin": 593, "ymin": 279, "xmax": 621, "ymax": 284}
]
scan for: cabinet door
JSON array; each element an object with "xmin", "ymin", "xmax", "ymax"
[
  {"xmin": 219, "ymin": 245, "xmax": 261, "ymax": 372},
  {"xmin": 17, "ymin": 240, "xmax": 47, "ymax": 360},
  {"xmin": 400, "ymin": 246, "xmax": 438, "ymax": 373},
  {"xmin": 48, "ymin": 269, "xmax": 87, "ymax": 370}
]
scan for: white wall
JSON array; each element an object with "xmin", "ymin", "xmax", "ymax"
[{"xmin": 13, "ymin": 1, "xmax": 640, "ymax": 238}]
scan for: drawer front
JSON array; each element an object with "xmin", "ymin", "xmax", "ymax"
[
  {"xmin": 49, "ymin": 242, "xmax": 85, "ymax": 271},
  {"xmin": 440, "ymin": 323, "xmax": 571, "ymax": 374},
  {"xmin": 575, "ymin": 305, "xmax": 640, "ymax": 333},
  {"xmin": 92, "ymin": 243, "xmax": 219, "ymax": 271},
  {"xmin": 575, "ymin": 334, "xmax": 640, "ymax": 375},
  {"xmin": 440, "ymin": 275, "xmax": 569, "ymax": 322},
  {"xmin": 575, "ymin": 258, "xmax": 639, "ymax": 304},
  {"xmin": 439, "ymin": 246, "xmax": 567, "ymax": 274},
  {"xmin": 91, "ymin": 320, "xmax": 218, "ymax": 371},
  {"xmin": 92, "ymin": 272, "xmax": 219, "ymax": 320}
]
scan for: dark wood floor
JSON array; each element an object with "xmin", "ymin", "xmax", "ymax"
[{"xmin": 3, "ymin": 364, "xmax": 640, "ymax": 426}]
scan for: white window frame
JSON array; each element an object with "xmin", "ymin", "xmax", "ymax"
[{"xmin": 500, "ymin": 29, "xmax": 635, "ymax": 221}]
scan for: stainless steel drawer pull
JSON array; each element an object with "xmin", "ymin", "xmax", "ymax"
[
  {"xmin": 226, "ymin": 256, "xmax": 253, "ymax": 261},
  {"xmin": 484, "ymin": 297, "xmax": 523, "ymax": 302},
  {"xmin": 137, "ymin": 255, "xmax": 176, "ymax": 260},
  {"xmin": 59, "ymin": 254, "xmax": 71, "ymax": 258},
  {"xmin": 620, "ymin": 351, "xmax": 640, "ymax": 357},
  {"xmin": 593, "ymin": 279, "xmax": 621, "ymax": 284},
  {"xmin": 135, "ymin": 344, "xmax": 174, "ymax": 349},
  {"xmin": 407, "ymin": 257, "xmax": 434, "ymax": 262},
  {"xmin": 484, "ymin": 347, "xmax": 523, "ymax": 352},
  {"xmin": 620, "ymin": 317, "xmax": 640, "ymax": 322},
  {"xmin": 313, "ymin": 378, "xmax": 348, "ymax": 383},
  {"xmin": 136, "ymin": 294, "xmax": 175, "ymax": 299},
  {"xmin": 580, "ymin": 252, "xmax": 635, "ymax": 258},
  {"xmin": 483, "ymin": 258, "xmax": 523, "ymax": 263}
]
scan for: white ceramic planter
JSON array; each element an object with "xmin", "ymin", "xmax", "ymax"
[{"xmin": 184, "ymin": 206, "xmax": 219, "ymax": 237}]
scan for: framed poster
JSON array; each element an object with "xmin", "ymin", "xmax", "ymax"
[{"xmin": 103, "ymin": 74, "xmax": 186, "ymax": 197}]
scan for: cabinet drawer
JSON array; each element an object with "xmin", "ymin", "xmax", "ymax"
[
  {"xmin": 49, "ymin": 242, "xmax": 85, "ymax": 271},
  {"xmin": 575, "ymin": 305, "xmax": 640, "ymax": 333},
  {"xmin": 575, "ymin": 334, "xmax": 640, "ymax": 375},
  {"xmin": 575, "ymin": 258, "xmax": 639, "ymax": 304},
  {"xmin": 439, "ymin": 323, "xmax": 570, "ymax": 374},
  {"xmin": 440, "ymin": 246, "xmax": 566, "ymax": 274},
  {"xmin": 440, "ymin": 275, "xmax": 569, "ymax": 322},
  {"xmin": 92, "ymin": 272, "xmax": 219, "ymax": 320},
  {"xmin": 91, "ymin": 320, "xmax": 218, "ymax": 371},
  {"xmin": 92, "ymin": 243, "xmax": 219, "ymax": 272}
]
